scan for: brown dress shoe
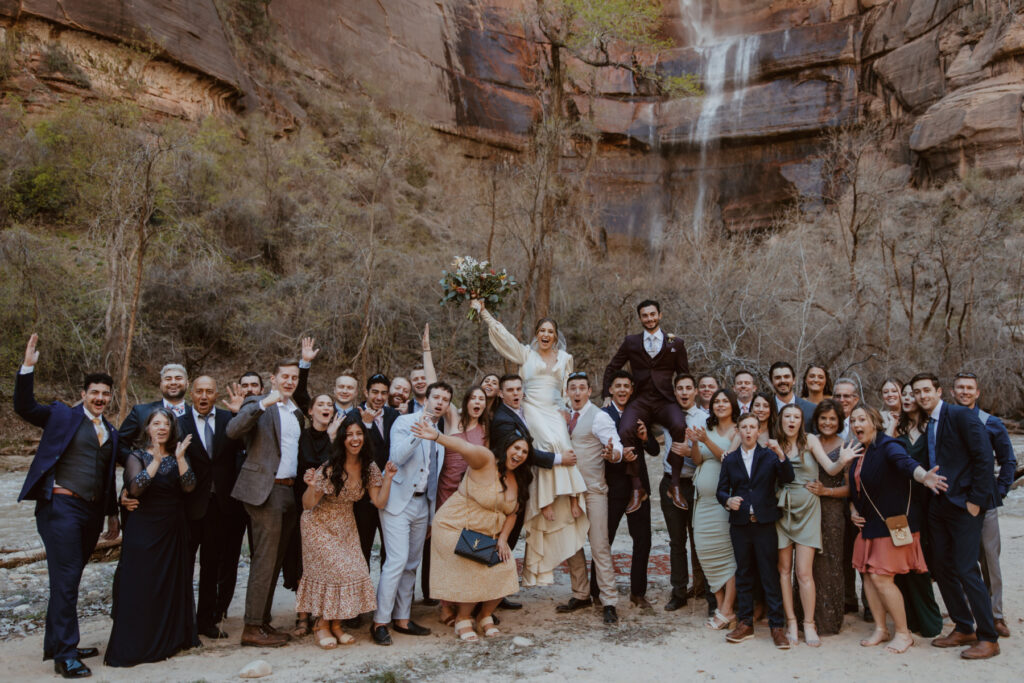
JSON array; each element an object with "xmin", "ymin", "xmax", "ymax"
[
  {"xmin": 931, "ymin": 630, "xmax": 978, "ymax": 648},
  {"xmin": 670, "ymin": 485, "xmax": 689, "ymax": 511},
  {"xmin": 726, "ymin": 622, "xmax": 754, "ymax": 643},
  {"xmin": 630, "ymin": 594, "xmax": 653, "ymax": 609},
  {"xmin": 771, "ymin": 626, "xmax": 792, "ymax": 649},
  {"xmin": 994, "ymin": 619, "xmax": 1011, "ymax": 638},
  {"xmin": 241, "ymin": 624, "xmax": 290, "ymax": 648},
  {"xmin": 625, "ymin": 489, "xmax": 649, "ymax": 515},
  {"xmin": 961, "ymin": 641, "xmax": 1000, "ymax": 660}
]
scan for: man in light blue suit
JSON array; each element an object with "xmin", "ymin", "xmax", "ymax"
[{"xmin": 371, "ymin": 381, "xmax": 452, "ymax": 645}]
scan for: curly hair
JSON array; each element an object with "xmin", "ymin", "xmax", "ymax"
[{"xmin": 326, "ymin": 415, "xmax": 373, "ymax": 495}]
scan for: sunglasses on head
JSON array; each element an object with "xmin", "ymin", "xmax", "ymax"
[
  {"xmin": 954, "ymin": 372, "xmax": 977, "ymax": 380},
  {"xmin": 568, "ymin": 371, "xmax": 588, "ymax": 381}
]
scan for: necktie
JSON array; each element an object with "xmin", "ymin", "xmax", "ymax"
[
  {"xmin": 568, "ymin": 410, "xmax": 579, "ymax": 435},
  {"xmin": 927, "ymin": 417, "xmax": 937, "ymax": 469},
  {"xmin": 92, "ymin": 417, "xmax": 106, "ymax": 446},
  {"xmin": 427, "ymin": 438, "xmax": 439, "ymax": 501},
  {"xmin": 375, "ymin": 414, "xmax": 384, "ymax": 436},
  {"xmin": 203, "ymin": 414, "xmax": 214, "ymax": 454},
  {"xmin": 645, "ymin": 335, "xmax": 655, "ymax": 357}
]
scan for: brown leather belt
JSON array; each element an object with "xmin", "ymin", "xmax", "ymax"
[
  {"xmin": 274, "ymin": 478, "xmax": 295, "ymax": 486},
  {"xmin": 53, "ymin": 486, "xmax": 83, "ymax": 500}
]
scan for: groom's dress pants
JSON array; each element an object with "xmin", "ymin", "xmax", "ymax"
[
  {"xmin": 618, "ymin": 396, "xmax": 686, "ymax": 488},
  {"xmin": 375, "ymin": 495, "xmax": 429, "ymax": 623}
]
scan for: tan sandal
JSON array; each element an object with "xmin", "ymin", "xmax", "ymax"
[
  {"xmin": 706, "ymin": 610, "xmax": 734, "ymax": 630},
  {"xmin": 455, "ymin": 619, "xmax": 478, "ymax": 642},
  {"xmin": 479, "ymin": 615, "xmax": 500, "ymax": 637},
  {"xmin": 329, "ymin": 622, "xmax": 355, "ymax": 645},
  {"xmin": 292, "ymin": 615, "xmax": 311, "ymax": 637},
  {"xmin": 315, "ymin": 627, "xmax": 337, "ymax": 649}
]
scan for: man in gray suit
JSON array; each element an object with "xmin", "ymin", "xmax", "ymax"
[
  {"xmin": 371, "ymin": 381, "xmax": 453, "ymax": 645},
  {"xmin": 226, "ymin": 359, "xmax": 304, "ymax": 648}
]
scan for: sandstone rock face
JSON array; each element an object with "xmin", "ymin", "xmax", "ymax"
[{"xmin": 2, "ymin": 0, "xmax": 1023, "ymax": 236}]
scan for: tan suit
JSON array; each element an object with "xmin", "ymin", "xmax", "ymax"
[{"xmin": 565, "ymin": 401, "xmax": 617, "ymax": 606}]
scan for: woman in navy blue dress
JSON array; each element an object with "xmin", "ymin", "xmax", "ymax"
[{"xmin": 106, "ymin": 408, "xmax": 199, "ymax": 667}]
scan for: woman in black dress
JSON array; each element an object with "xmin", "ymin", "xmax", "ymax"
[{"xmin": 106, "ymin": 408, "xmax": 199, "ymax": 667}]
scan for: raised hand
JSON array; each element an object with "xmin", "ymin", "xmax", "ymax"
[
  {"xmin": 23, "ymin": 333, "xmax": 39, "ymax": 367},
  {"xmin": 410, "ymin": 416, "xmax": 439, "ymax": 442},
  {"xmin": 175, "ymin": 434, "xmax": 192, "ymax": 459},
  {"xmin": 221, "ymin": 382, "xmax": 245, "ymax": 413},
  {"xmin": 326, "ymin": 411, "xmax": 344, "ymax": 442},
  {"xmin": 421, "ymin": 323, "xmax": 431, "ymax": 352},
  {"xmin": 303, "ymin": 467, "xmax": 317, "ymax": 485},
  {"xmin": 358, "ymin": 403, "xmax": 381, "ymax": 425},
  {"xmin": 767, "ymin": 438, "xmax": 786, "ymax": 459},
  {"xmin": 384, "ymin": 461, "xmax": 399, "ymax": 479},
  {"xmin": 688, "ymin": 426, "xmax": 707, "ymax": 444},
  {"xmin": 469, "ymin": 298, "xmax": 485, "ymax": 314},
  {"xmin": 261, "ymin": 389, "xmax": 282, "ymax": 408},
  {"xmin": 839, "ymin": 441, "xmax": 864, "ymax": 464},
  {"xmin": 301, "ymin": 336, "xmax": 320, "ymax": 363}
]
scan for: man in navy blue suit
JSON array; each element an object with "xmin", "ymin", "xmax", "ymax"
[
  {"xmin": 14, "ymin": 334, "xmax": 120, "ymax": 678},
  {"xmin": 717, "ymin": 412, "xmax": 794, "ymax": 649},
  {"xmin": 912, "ymin": 373, "xmax": 1000, "ymax": 660}
]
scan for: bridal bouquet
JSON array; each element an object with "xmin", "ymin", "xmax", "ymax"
[{"xmin": 440, "ymin": 256, "xmax": 519, "ymax": 320}]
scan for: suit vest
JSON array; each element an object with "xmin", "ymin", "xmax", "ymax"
[
  {"xmin": 54, "ymin": 417, "xmax": 112, "ymax": 502},
  {"xmin": 569, "ymin": 404, "xmax": 607, "ymax": 494}
]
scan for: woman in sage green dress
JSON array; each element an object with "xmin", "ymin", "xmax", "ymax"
[
  {"xmin": 774, "ymin": 404, "xmax": 859, "ymax": 646},
  {"xmin": 689, "ymin": 389, "xmax": 739, "ymax": 630},
  {"xmin": 892, "ymin": 383, "xmax": 943, "ymax": 637}
]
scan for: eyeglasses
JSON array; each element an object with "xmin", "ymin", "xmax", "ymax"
[
  {"xmin": 954, "ymin": 372, "xmax": 977, "ymax": 379},
  {"xmin": 568, "ymin": 371, "xmax": 588, "ymax": 380}
]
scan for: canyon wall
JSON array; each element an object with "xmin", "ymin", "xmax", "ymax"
[{"xmin": 2, "ymin": 0, "xmax": 1022, "ymax": 237}]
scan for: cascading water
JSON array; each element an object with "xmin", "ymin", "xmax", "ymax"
[{"xmin": 679, "ymin": 1, "xmax": 760, "ymax": 232}]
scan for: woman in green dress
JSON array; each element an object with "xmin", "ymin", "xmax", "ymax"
[
  {"xmin": 689, "ymin": 389, "xmax": 740, "ymax": 630},
  {"xmin": 892, "ymin": 382, "xmax": 943, "ymax": 637},
  {"xmin": 774, "ymin": 404, "xmax": 859, "ymax": 646}
]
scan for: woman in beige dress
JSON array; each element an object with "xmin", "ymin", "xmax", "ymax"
[
  {"xmin": 470, "ymin": 298, "xmax": 588, "ymax": 586},
  {"xmin": 413, "ymin": 419, "xmax": 533, "ymax": 641},
  {"xmin": 297, "ymin": 416, "xmax": 397, "ymax": 648}
]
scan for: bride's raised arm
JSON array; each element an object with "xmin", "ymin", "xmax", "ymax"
[{"xmin": 471, "ymin": 299, "xmax": 529, "ymax": 366}]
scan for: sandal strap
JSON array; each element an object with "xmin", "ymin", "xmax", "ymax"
[{"xmin": 454, "ymin": 619, "xmax": 475, "ymax": 630}]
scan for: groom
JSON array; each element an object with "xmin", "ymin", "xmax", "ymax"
[{"xmin": 602, "ymin": 299, "xmax": 689, "ymax": 514}]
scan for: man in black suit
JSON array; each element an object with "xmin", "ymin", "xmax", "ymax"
[
  {"xmin": 590, "ymin": 370, "xmax": 657, "ymax": 609},
  {"xmin": 602, "ymin": 299, "xmax": 689, "ymax": 514},
  {"xmin": 14, "ymin": 335, "xmax": 120, "ymax": 678},
  {"xmin": 179, "ymin": 375, "xmax": 245, "ymax": 639},
  {"xmin": 911, "ymin": 373, "xmax": 999, "ymax": 659},
  {"xmin": 769, "ymin": 362, "xmax": 816, "ymax": 433},
  {"xmin": 348, "ymin": 373, "xmax": 401, "ymax": 567},
  {"xmin": 717, "ymin": 413, "xmax": 795, "ymax": 648},
  {"xmin": 490, "ymin": 373, "xmax": 572, "ymax": 609},
  {"xmin": 117, "ymin": 363, "xmax": 189, "ymax": 465}
]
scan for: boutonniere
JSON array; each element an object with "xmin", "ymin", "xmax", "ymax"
[{"xmin": 666, "ymin": 333, "xmax": 677, "ymax": 343}]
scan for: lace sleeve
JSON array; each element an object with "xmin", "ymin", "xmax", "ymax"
[
  {"xmin": 126, "ymin": 450, "xmax": 152, "ymax": 498},
  {"xmin": 481, "ymin": 309, "xmax": 529, "ymax": 366},
  {"xmin": 179, "ymin": 457, "xmax": 197, "ymax": 493}
]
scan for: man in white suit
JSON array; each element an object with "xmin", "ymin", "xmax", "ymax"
[
  {"xmin": 556, "ymin": 371, "xmax": 628, "ymax": 624},
  {"xmin": 371, "ymin": 381, "xmax": 452, "ymax": 645}
]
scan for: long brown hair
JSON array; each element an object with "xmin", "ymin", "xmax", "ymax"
[
  {"xmin": 458, "ymin": 384, "xmax": 490, "ymax": 441},
  {"xmin": 772, "ymin": 404, "xmax": 808, "ymax": 455}
]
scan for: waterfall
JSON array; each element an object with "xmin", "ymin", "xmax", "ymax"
[{"xmin": 680, "ymin": 1, "xmax": 760, "ymax": 232}]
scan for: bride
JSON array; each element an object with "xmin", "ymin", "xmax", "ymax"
[{"xmin": 470, "ymin": 298, "xmax": 589, "ymax": 586}]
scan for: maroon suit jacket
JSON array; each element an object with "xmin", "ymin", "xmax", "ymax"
[{"xmin": 602, "ymin": 332, "xmax": 689, "ymax": 402}]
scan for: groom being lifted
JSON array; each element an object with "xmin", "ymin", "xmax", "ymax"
[{"xmin": 602, "ymin": 300, "xmax": 689, "ymax": 514}]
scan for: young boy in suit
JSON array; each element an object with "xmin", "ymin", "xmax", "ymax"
[{"xmin": 717, "ymin": 413, "xmax": 795, "ymax": 648}]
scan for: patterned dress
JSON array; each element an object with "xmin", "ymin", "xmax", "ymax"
[{"xmin": 295, "ymin": 463, "xmax": 381, "ymax": 619}]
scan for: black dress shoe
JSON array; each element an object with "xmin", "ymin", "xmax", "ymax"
[
  {"xmin": 603, "ymin": 606, "xmax": 618, "ymax": 624},
  {"xmin": 55, "ymin": 658, "xmax": 91, "ymax": 678},
  {"xmin": 664, "ymin": 596, "xmax": 687, "ymax": 612},
  {"xmin": 392, "ymin": 620, "xmax": 431, "ymax": 636},
  {"xmin": 199, "ymin": 624, "xmax": 229, "ymax": 639},
  {"xmin": 500, "ymin": 597, "xmax": 523, "ymax": 610},
  {"xmin": 420, "ymin": 597, "xmax": 440, "ymax": 606},
  {"xmin": 370, "ymin": 624, "xmax": 392, "ymax": 646},
  {"xmin": 45, "ymin": 648, "xmax": 99, "ymax": 661},
  {"xmin": 556, "ymin": 597, "xmax": 594, "ymax": 613}
]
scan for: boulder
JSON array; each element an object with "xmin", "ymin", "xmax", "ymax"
[
  {"xmin": 873, "ymin": 34, "xmax": 945, "ymax": 112},
  {"xmin": 239, "ymin": 660, "xmax": 272, "ymax": 679}
]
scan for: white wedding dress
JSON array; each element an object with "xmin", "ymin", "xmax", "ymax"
[{"xmin": 481, "ymin": 309, "xmax": 589, "ymax": 586}]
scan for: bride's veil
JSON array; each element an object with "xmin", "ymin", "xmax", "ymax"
[{"xmin": 529, "ymin": 329, "xmax": 567, "ymax": 353}]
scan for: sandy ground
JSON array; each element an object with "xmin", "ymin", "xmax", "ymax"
[{"xmin": 3, "ymin": 452, "xmax": 1024, "ymax": 682}]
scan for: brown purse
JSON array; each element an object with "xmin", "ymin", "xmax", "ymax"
[{"xmin": 861, "ymin": 481, "xmax": 913, "ymax": 547}]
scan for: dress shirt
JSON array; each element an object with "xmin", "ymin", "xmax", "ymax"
[
  {"xmin": 588, "ymin": 403, "xmax": 624, "ymax": 463},
  {"xmin": 740, "ymin": 447, "xmax": 755, "ymax": 477},
  {"xmin": 774, "ymin": 394, "xmax": 795, "ymax": 412},
  {"xmin": 194, "ymin": 407, "xmax": 216, "ymax": 453},
  {"xmin": 643, "ymin": 329, "xmax": 664, "ymax": 357},
  {"xmin": 928, "ymin": 400, "xmax": 943, "ymax": 427},
  {"xmin": 662, "ymin": 405, "xmax": 707, "ymax": 476},
  {"xmin": 738, "ymin": 401, "xmax": 751, "ymax": 414},
  {"xmin": 261, "ymin": 398, "xmax": 300, "ymax": 479},
  {"xmin": 414, "ymin": 418, "xmax": 440, "ymax": 492},
  {"xmin": 410, "ymin": 399, "xmax": 424, "ymax": 414}
]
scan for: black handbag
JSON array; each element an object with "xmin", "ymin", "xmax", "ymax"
[{"xmin": 454, "ymin": 528, "xmax": 501, "ymax": 566}]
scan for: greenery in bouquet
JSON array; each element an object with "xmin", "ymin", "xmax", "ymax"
[{"xmin": 440, "ymin": 256, "xmax": 519, "ymax": 320}]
